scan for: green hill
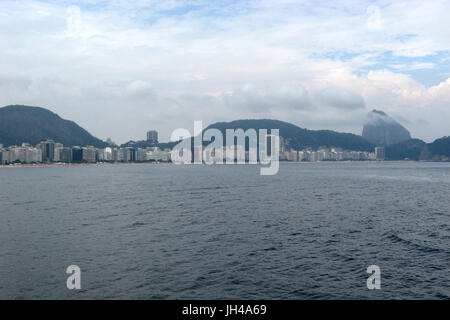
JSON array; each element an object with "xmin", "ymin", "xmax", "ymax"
[
  {"xmin": 427, "ymin": 136, "xmax": 450, "ymax": 157},
  {"xmin": 0, "ymin": 105, "xmax": 107, "ymax": 148},
  {"xmin": 205, "ymin": 119, "xmax": 376, "ymax": 151},
  {"xmin": 385, "ymin": 139, "xmax": 427, "ymax": 160},
  {"xmin": 385, "ymin": 137, "xmax": 450, "ymax": 161}
]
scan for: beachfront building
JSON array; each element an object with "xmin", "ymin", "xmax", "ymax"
[
  {"xmin": 82, "ymin": 146, "xmax": 97, "ymax": 163},
  {"xmin": 146, "ymin": 147, "xmax": 170, "ymax": 162},
  {"xmin": 38, "ymin": 140, "xmax": 56, "ymax": 163}
]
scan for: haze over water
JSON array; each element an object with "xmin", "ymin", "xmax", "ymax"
[{"xmin": 0, "ymin": 162, "xmax": 449, "ymax": 299}]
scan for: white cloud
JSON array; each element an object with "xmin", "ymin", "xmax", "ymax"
[
  {"xmin": 0, "ymin": 0, "xmax": 449, "ymax": 143},
  {"xmin": 366, "ymin": 5, "xmax": 382, "ymax": 31},
  {"xmin": 223, "ymin": 84, "xmax": 312, "ymax": 112},
  {"xmin": 314, "ymin": 88, "xmax": 365, "ymax": 110},
  {"xmin": 392, "ymin": 63, "xmax": 435, "ymax": 71}
]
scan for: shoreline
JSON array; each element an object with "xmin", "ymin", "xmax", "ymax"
[
  {"xmin": 1, "ymin": 160, "xmax": 448, "ymax": 168},
  {"xmin": 0, "ymin": 162, "xmax": 173, "ymax": 168}
]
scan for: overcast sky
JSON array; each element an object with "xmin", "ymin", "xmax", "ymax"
[{"xmin": 0, "ymin": 0, "xmax": 449, "ymax": 143}]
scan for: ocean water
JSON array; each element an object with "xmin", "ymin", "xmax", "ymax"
[{"xmin": 0, "ymin": 162, "xmax": 449, "ymax": 299}]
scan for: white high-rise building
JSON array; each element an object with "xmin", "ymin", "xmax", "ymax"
[{"xmin": 82, "ymin": 146, "xmax": 97, "ymax": 163}]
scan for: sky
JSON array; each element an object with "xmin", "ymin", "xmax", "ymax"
[{"xmin": 0, "ymin": 0, "xmax": 449, "ymax": 143}]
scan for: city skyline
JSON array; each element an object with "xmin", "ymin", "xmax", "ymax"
[
  {"xmin": 1, "ymin": 103, "xmax": 447, "ymax": 163},
  {"xmin": 0, "ymin": 136, "xmax": 379, "ymax": 165},
  {"xmin": 0, "ymin": 1, "xmax": 449, "ymax": 144}
]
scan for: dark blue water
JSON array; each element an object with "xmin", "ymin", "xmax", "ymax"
[{"xmin": 0, "ymin": 162, "xmax": 449, "ymax": 299}]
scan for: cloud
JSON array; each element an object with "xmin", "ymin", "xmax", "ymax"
[
  {"xmin": 125, "ymin": 80, "xmax": 155, "ymax": 98},
  {"xmin": 223, "ymin": 84, "xmax": 312, "ymax": 112},
  {"xmin": 392, "ymin": 62, "xmax": 435, "ymax": 71},
  {"xmin": 366, "ymin": 5, "xmax": 382, "ymax": 31},
  {"xmin": 315, "ymin": 88, "xmax": 366, "ymax": 110},
  {"xmin": 0, "ymin": 0, "xmax": 449, "ymax": 143},
  {"xmin": 0, "ymin": 74, "xmax": 32, "ymax": 92},
  {"xmin": 66, "ymin": 5, "xmax": 82, "ymax": 37}
]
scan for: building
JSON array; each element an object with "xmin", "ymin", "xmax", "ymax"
[
  {"xmin": 58, "ymin": 147, "xmax": 72, "ymax": 163},
  {"xmin": 82, "ymin": 146, "xmax": 97, "ymax": 163},
  {"xmin": 136, "ymin": 148, "xmax": 147, "ymax": 162},
  {"xmin": 72, "ymin": 146, "xmax": 83, "ymax": 162},
  {"xmin": 13, "ymin": 146, "xmax": 27, "ymax": 163},
  {"xmin": 153, "ymin": 148, "xmax": 171, "ymax": 162},
  {"xmin": 24, "ymin": 147, "xmax": 42, "ymax": 163},
  {"xmin": 54, "ymin": 145, "xmax": 63, "ymax": 162},
  {"xmin": 117, "ymin": 148, "xmax": 125, "ymax": 162},
  {"xmin": 39, "ymin": 140, "xmax": 55, "ymax": 162},
  {"xmin": 121, "ymin": 147, "xmax": 137, "ymax": 162},
  {"xmin": 375, "ymin": 147, "xmax": 385, "ymax": 160},
  {"xmin": 0, "ymin": 148, "xmax": 5, "ymax": 164},
  {"xmin": 298, "ymin": 150, "xmax": 309, "ymax": 161},
  {"xmin": 0, "ymin": 149, "xmax": 11, "ymax": 164},
  {"xmin": 97, "ymin": 147, "xmax": 113, "ymax": 162},
  {"xmin": 146, "ymin": 130, "xmax": 158, "ymax": 144},
  {"xmin": 284, "ymin": 149, "xmax": 298, "ymax": 161},
  {"xmin": 111, "ymin": 148, "xmax": 119, "ymax": 162}
]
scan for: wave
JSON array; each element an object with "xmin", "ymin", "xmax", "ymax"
[{"xmin": 384, "ymin": 231, "xmax": 448, "ymax": 254}]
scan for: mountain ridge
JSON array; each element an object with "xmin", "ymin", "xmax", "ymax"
[
  {"xmin": 123, "ymin": 119, "xmax": 376, "ymax": 151},
  {"xmin": 0, "ymin": 105, "xmax": 107, "ymax": 148},
  {"xmin": 385, "ymin": 137, "xmax": 450, "ymax": 160},
  {"xmin": 204, "ymin": 119, "xmax": 376, "ymax": 151}
]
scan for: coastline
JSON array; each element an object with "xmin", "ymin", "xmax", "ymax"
[
  {"xmin": 0, "ymin": 162, "xmax": 173, "ymax": 168},
  {"xmin": 1, "ymin": 160, "xmax": 448, "ymax": 169}
]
